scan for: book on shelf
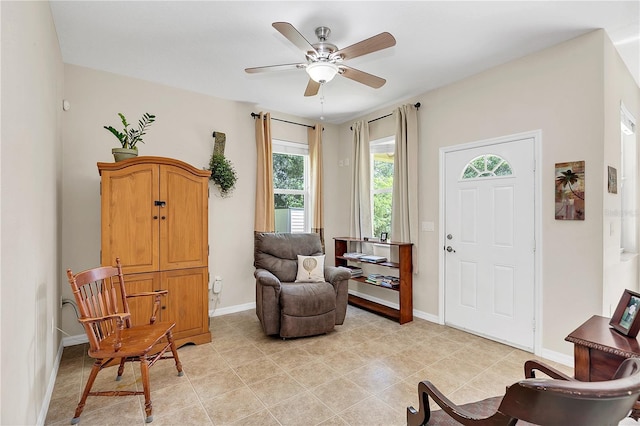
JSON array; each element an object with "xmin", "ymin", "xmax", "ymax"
[
  {"xmin": 343, "ymin": 252, "xmax": 365, "ymax": 259},
  {"xmin": 360, "ymin": 254, "xmax": 387, "ymax": 263},
  {"xmin": 364, "ymin": 274, "xmax": 399, "ymax": 288},
  {"xmin": 365, "ymin": 273, "xmax": 385, "ymax": 285},
  {"xmin": 380, "ymin": 275, "xmax": 400, "ymax": 289},
  {"xmin": 342, "ymin": 265, "xmax": 363, "ymax": 278}
]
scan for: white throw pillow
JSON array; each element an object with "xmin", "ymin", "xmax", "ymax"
[{"xmin": 295, "ymin": 255, "xmax": 325, "ymax": 282}]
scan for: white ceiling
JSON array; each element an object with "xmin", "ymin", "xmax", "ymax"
[{"xmin": 50, "ymin": 1, "xmax": 639, "ymax": 124}]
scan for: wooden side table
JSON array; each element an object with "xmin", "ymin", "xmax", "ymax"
[
  {"xmin": 565, "ymin": 315, "xmax": 640, "ymax": 381},
  {"xmin": 565, "ymin": 314, "xmax": 640, "ymax": 418}
]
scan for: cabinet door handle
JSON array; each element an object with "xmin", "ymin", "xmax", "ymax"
[
  {"xmin": 161, "ymin": 216, "xmax": 166, "ymax": 220},
  {"xmin": 153, "ymin": 216, "xmax": 158, "ymax": 219}
]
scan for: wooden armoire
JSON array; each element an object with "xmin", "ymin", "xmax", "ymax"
[{"xmin": 98, "ymin": 156, "xmax": 211, "ymax": 346}]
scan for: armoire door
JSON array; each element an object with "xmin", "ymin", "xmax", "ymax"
[
  {"xmin": 159, "ymin": 165, "xmax": 209, "ymax": 271},
  {"xmin": 161, "ymin": 267, "xmax": 209, "ymax": 340},
  {"xmin": 100, "ymin": 163, "xmax": 160, "ymax": 274}
]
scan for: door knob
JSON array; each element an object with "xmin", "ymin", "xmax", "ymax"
[{"xmin": 446, "ymin": 246, "xmax": 456, "ymax": 253}]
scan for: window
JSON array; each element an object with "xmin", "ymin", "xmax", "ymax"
[
  {"xmin": 461, "ymin": 154, "xmax": 513, "ymax": 179},
  {"xmin": 371, "ymin": 137, "xmax": 395, "ymax": 238},
  {"xmin": 621, "ymin": 104, "xmax": 637, "ymax": 254},
  {"xmin": 273, "ymin": 140, "xmax": 310, "ymax": 233}
]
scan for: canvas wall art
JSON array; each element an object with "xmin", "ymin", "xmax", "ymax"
[{"xmin": 555, "ymin": 161, "xmax": 585, "ymax": 220}]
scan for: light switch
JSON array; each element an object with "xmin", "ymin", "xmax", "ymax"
[{"xmin": 338, "ymin": 160, "xmax": 344, "ymax": 167}]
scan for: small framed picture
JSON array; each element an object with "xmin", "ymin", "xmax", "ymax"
[
  {"xmin": 610, "ymin": 289, "xmax": 640, "ymax": 338},
  {"xmin": 608, "ymin": 166, "xmax": 618, "ymax": 194},
  {"xmin": 380, "ymin": 232, "xmax": 388, "ymax": 242}
]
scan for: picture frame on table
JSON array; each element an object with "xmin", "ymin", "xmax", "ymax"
[
  {"xmin": 380, "ymin": 232, "xmax": 388, "ymax": 242},
  {"xmin": 610, "ymin": 289, "xmax": 640, "ymax": 338}
]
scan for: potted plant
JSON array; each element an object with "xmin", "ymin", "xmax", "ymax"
[
  {"xmin": 209, "ymin": 153, "xmax": 237, "ymax": 197},
  {"xmin": 104, "ymin": 112, "xmax": 156, "ymax": 161}
]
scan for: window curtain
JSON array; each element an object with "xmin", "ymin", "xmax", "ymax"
[
  {"xmin": 308, "ymin": 124, "xmax": 325, "ymax": 249},
  {"xmin": 391, "ymin": 104, "xmax": 419, "ymax": 271},
  {"xmin": 349, "ymin": 120, "xmax": 372, "ymax": 238},
  {"xmin": 254, "ymin": 112, "xmax": 274, "ymax": 233}
]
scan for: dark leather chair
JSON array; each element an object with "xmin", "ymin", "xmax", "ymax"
[
  {"xmin": 254, "ymin": 232, "xmax": 351, "ymax": 338},
  {"xmin": 407, "ymin": 358, "xmax": 640, "ymax": 426}
]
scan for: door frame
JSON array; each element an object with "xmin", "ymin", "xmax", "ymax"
[{"xmin": 438, "ymin": 130, "xmax": 543, "ymax": 354}]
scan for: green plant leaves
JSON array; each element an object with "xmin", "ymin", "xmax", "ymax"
[
  {"xmin": 209, "ymin": 153, "xmax": 237, "ymax": 197},
  {"xmin": 104, "ymin": 112, "xmax": 156, "ymax": 149}
]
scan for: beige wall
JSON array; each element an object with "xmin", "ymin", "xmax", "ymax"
[
  {"xmin": 336, "ymin": 30, "xmax": 640, "ymax": 355},
  {"xmin": 1, "ymin": 1, "xmax": 64, "ymax": 424},
  {"xmin": 60, "ymin": 64, "xmax": 341, "ymax": 337},
  {"xmin": 602, "ymin": 31, "xmax": 640, "ymax": 316}
]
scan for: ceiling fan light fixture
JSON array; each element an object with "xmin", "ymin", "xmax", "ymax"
[{"xmin": 306, "ymin": 62, "xmax": 338, "ymax": 83}]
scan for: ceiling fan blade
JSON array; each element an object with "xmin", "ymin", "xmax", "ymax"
[
  {"xmin": 339, "ymin": 66, "xmax": 386, "ymax": 89},
  {"xmin": 272, "ymin": 22, "xmax": 318, "ymax": 57},
  {"xmin": 304, "ymin": 79, "xmax": 320, "ymax": 97},
  {"xmin": 331, "ymin": 32, "xmax": 396, "ymax": 61},
  {"xmin": 245, "ymin": 63, "xmax": 305, "ymax": 74}
]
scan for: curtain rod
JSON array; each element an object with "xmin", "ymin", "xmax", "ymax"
[
  {"xmin": 350, "ymin": 102, "xmax": 421, "ymax": 130},
  {"xmin": 250, "ymin": 112, "xmax": 315, "ymax": 130}
]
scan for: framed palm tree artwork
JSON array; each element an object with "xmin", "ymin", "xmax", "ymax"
[{"xmin": 555, "ymin": 161, "xmax": 585, "ymax": 220}]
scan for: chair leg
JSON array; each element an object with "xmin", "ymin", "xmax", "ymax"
[
  {"xmin": 116, "ymin": 358, "xmax": 126, "ymax": 381},
  {"xmin": 140, "ymin": 356, "xmax": 153, "ymax": 423},
  {"xmin": 166, "ymin": 330, "xmax": 183, "ymax": 376},
  {"xmin": 72, "ymin": 359, "xmax": 101, "ymax": 424}
]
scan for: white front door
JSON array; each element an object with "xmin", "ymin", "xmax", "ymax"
[{"xmin": 444, "ymin": 137, "xmax": 535, "ymax": 350}]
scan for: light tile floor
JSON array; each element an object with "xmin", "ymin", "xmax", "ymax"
[{"xmin": 45, "ymin": 306, "xmax": 601, "ymax": 425}]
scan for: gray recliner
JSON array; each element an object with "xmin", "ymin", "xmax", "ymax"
[{"xmin": 254, "ymin": 232, "xmax": 351, "ymax": 338}]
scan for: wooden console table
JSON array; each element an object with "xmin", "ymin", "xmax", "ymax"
[{"xmin": 565, "ymin": 314, "xmax": 640, "ymax": 382}]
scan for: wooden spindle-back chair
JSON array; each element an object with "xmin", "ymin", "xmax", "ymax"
[{"xmin": 66, "ymin": 258, "xmax": 183, "ymax": 424}]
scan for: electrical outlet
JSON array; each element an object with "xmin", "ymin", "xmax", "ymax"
[{"xmin": 213, "ymin": 278, "xmax": 223, "ymax": 294}]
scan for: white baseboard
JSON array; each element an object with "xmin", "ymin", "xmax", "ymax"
[
  {"xmin": 210, "ymin": 302, "xmax": 256, "ymax": 317},
  {"xmin": 412, "ymin": 309, "xmax": 441, "ymax": 324},
  {"xmin": 37, "ymin": 341, "xmax": 65, "ymax": 425},
  {"xmin": 62, "ymin": 334, "xmax": 88, "ymax": 347},
  {"xmin": 539, "ymin": 348, "xmax": 574, "ymax": 368}
]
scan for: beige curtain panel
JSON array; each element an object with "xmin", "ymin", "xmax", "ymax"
[
  {"xmin": 349, "ymin": 120, "xmax": 372, "ymax": 239},
  {"xmin": 254, "ymin": 112, "xmax": 275, "ymax": 233},
  {"xmin": 391, "ymin": 103, "xmax": 419, "ymax": 271},
  {"xmin": 308, "ymin": 124, "xmax": 325, "ymax": 249}
]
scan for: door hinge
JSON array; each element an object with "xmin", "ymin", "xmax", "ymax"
[
  {"xmin": 99, "ymin": 182, "xmax": 102, "ymax": 196},
  {"xmin": 208, "ymin": 245, "xmax": 210, "ymax": 255},
  {"xmin": 532, "ymin": 320, "xmax": 536, "ymax": 332}
]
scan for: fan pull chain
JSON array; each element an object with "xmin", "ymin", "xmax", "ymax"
[{"xmin": 320, "ymin": 85, "xmax": 325, "ymax": 121}]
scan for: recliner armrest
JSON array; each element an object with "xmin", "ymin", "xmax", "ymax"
[
  {"xmin": 255, "ymin": 268, "xmax": 282, "ymax": 288},
  {"xmin": 324, "ymin": 266, "xmax": 350, "ymax": 286}
]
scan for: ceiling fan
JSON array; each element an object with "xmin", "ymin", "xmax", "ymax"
[{"xmin": 245, "ymin": 22, "xmax": 396, "ymax": 97}]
